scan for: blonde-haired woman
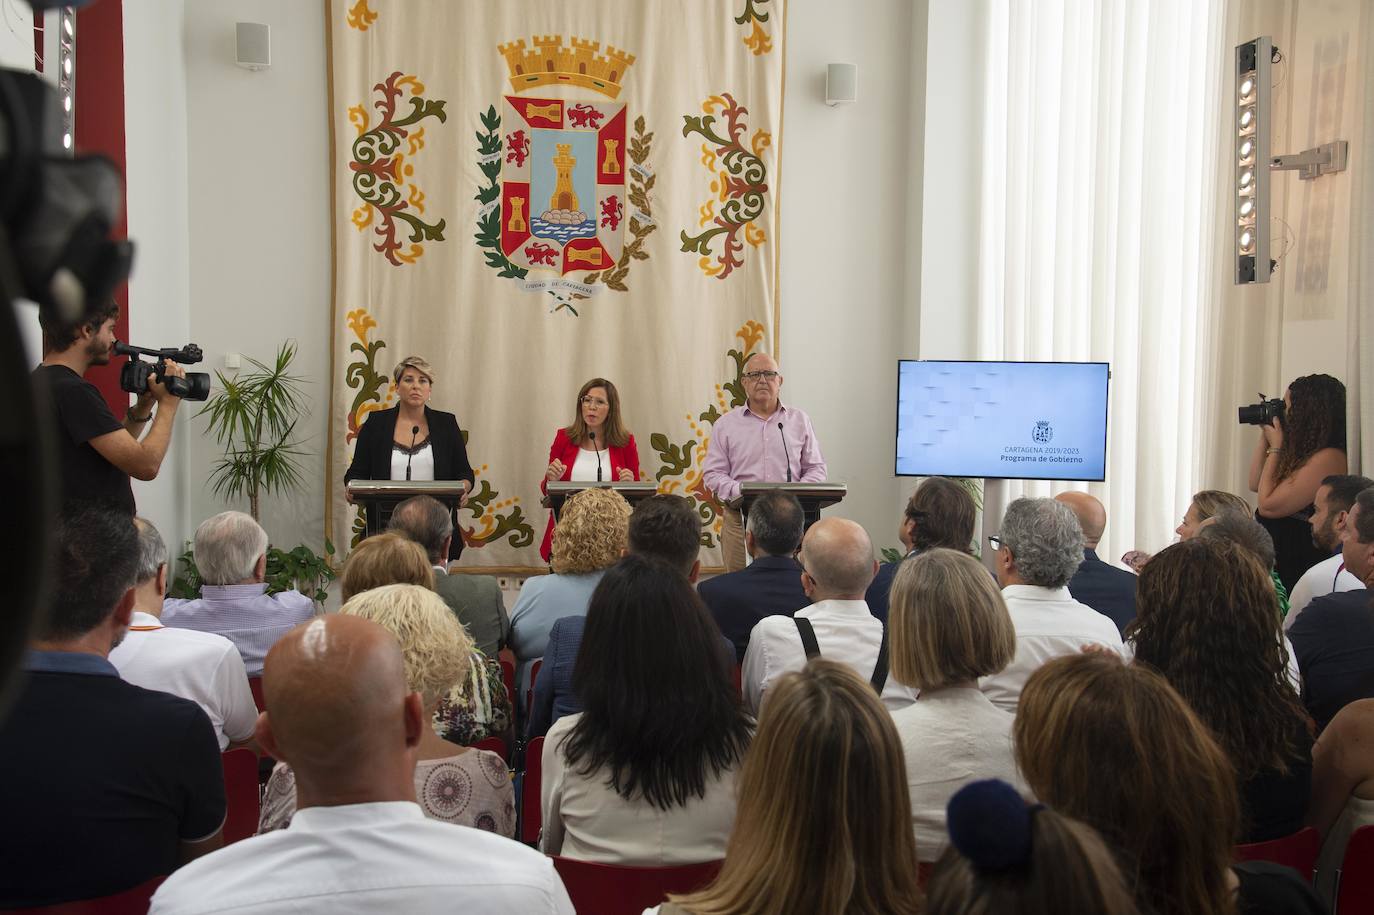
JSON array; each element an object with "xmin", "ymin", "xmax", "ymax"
[
  {"xmin": 345, "ymin": 355, "xmax": 475, "ymax": 560},
  {"xmin": 258, "ymin": 584, "xmax": 515, "ymax": 837},
  {"xmin": 655, "ymin": 660, "xmax": 922, "ymax": 915},
  {"xmin": 1121, "ymin": 489, "xmax": 1252, "ymax": 572},
  {"xmin": 509, "ymin": 487, "xmax": 632, "ymax": 702},
  {"xmin": 887, "ymin": 548, "xmax": 1025, "ymax": 862}
]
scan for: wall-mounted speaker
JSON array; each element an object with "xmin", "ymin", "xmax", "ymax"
[
  {"xmin": 235, "ymin": 22, "xmax": 271, "ymax": 71},
  {"xmin": 825, "ymin": 63, "xmax": 857, "ymax": 106}
]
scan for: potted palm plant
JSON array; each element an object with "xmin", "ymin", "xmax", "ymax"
[{"xmin": 169, "ymin": 342, "xmax": 334, "ymax": 600}]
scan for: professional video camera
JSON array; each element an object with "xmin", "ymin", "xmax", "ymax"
[
  {"xmin": 115, "ymin": 341, "xmax": 210, "ymax": 401},
  {"xmin": 1238, "ymin": 394, "xmax": 1285, "ymax": 426}
]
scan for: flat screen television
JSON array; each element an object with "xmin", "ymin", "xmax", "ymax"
[{"xmin": 895, "ymin": 360, "xmax": 1110, "ymax": 481}]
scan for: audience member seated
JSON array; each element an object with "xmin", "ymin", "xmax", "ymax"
[
  {"xmin": 163, "ymin": 510, "xmax": 314, "ymax": 675},
  {"xmin": 530, "ymin": 494, "xmax": 709, "ymax": 738},
  {"xmin": 1056, "ymin": 491, "xmax": 1137, "ymax": 633},
  {"xmin": 258, "ymin": 585, "xmax": 514, "ymax": 837},
  {"xmin": 1015, "ymin": 653, "xmax": 1323, "ymax": 915},
  {"xmin": 388, "ymin": 494, "xmax": 509, "ymax": 657},
  {"xmin": 657, "ymin": 660, "xmax": 922, "ymax": 915},
  {"xmin": 1130, "ymin": 538, "xmax": 1313, "ymax": 842},
  {"xmin": 0, "ymin": 507, "xmax": 224, "ymax": 908},
  {"xmin": 541, "ymin": 554, "xmax": 750, "ymax": 865},
  {"xmin": 866, "ymin": 476, "xmax": 977, "ymax": 622},
  {"xmin": 697, "ymin": 489, "xmax": 809, "ymax": 661},
  {"xmin": 110, "ymin": 517, "xmax": 257, "ymax": 750},
  {"xmin": 742, "ymin": 517, "xmax": 918, "ymax": 712},
  {"xmin": 1122, "ymin": 488, "xmax": 1249, "ymax": 572},
  {"xmin": 926, "ymin": 779, "xmax": 1140, "ymax": 915},
  {"xmin": 1289, "ymin": 486, "xmax": 1374, "ymax": 732},
  {"xmin": 509, "ymin": 486, "xmax": 631, "ymax": 700},
  {"xmin": 340, "ymin": 533, "xmax": 510, "ymax": 746},
  {"xmin": 1287, "ymin": 474, "xmax": 1373, "ymax": 627},
  {"xmin": 887, "ymin": 548, "xmax": 1025, "ymax": 862},
  {"xmin": 1248, "ymin": 373, "xmax": 1348, "ymax": 593},
  {"xmin": 151, "ymin": 615, "xmax": 571, "ymax": 914},
  {"xmin": 980, "ymin": 497, "xmax": 1124, "ymax": 712},
  {"xmin": 1307, "ymin": 698, "xmax": 1374, "ymax": 906}
]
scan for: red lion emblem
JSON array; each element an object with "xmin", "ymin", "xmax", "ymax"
[
  {"xmin": 600, "ymin": 196, "xmax": 623, "ymax": 231},
  {"xmin": 524, "ymin": 242, "xmax": 557, "ymax": 266},
  {"xmin": 567, "ymin": 104, "xmax": 604, "ymax": 129},
  {"xmin": 506, "ymin": 129, "xmax": 530, "ymax": 167}
]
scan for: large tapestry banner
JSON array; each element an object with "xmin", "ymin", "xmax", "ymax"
[{"xmin": 327, "ymin": 0, "xmax": 787, "ymax": 570}]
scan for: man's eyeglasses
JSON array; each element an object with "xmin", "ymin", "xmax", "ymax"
[
  {"xmin": 742, "ymin": 370, "xmax": 780, "ymax": 381},
  {"xmin": 987, "ymin": 534, "xmax": 1003, "ymax": 550}
]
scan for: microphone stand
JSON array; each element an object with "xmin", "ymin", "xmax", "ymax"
[
  {"xmin": 592, "ymin": 429, "xmax": 603, "ymax": 482},
  {"xmin": 405, "ymin": 424, "xmax": 419, "ymax": 481},
  {"xmin": 778, "ymin": 421, "xmax": 792, "ymax": 482}
]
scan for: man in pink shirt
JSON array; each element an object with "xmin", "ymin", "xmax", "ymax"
[{"xmin": 703, "ymin": 352, "xmax": 827, "ymax": 571}]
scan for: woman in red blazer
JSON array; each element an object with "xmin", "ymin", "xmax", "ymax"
[{"xmin": 540, "ymin": 377, "xmax": 641, "ymax": 562}]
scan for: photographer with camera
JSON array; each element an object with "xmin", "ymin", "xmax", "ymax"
[
  {"xmin": 1245, "ymin": 373, "xmax": 1348, "ymax": 592},
  {"xmin": 33, "ymin": 300, "xmax": 189, "ymax": 514}
]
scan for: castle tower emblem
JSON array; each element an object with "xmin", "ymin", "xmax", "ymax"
[{"xmin": 550, "ymin": 144, "xmax": 579, "ymax": 211}]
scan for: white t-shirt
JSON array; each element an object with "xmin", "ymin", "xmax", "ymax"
[
  {"xmin": 150, "ymin": 801, "xmax": 573, "ymax": 914},
  {"xmin": 1286, "ymin": 554, "xmax": 1363, "ymax": 630},
  {"xmin": 109, "ymin": 610, "xmax": 257, "ymax": 750},
  {"xmin": 569, "ymin": 447, "xmax": 609, "ymax": 482},
  {"xmin": 391, "ymin": 441, "xmax": 435, "ymax": 481},
  {"xmin": 980, "ymin": 585, "xmax": 1126, "ymax": 712}
]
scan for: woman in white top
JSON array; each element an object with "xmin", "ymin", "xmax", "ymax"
[
  {"xmin": 887, "ymin": 548, "xmax": 1027, "ymax": 863},
  {"xmin": 259, "ymin": 584, "xmax": 514, "ymax": 837},
  {"xmin": 541, "ymin": 555, "xmax": 751, "ymax": 865}
]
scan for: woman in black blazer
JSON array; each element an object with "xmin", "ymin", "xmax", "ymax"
[{"xmin": 345, "ymin": 355, "xmax": 474, "ymax": 558}]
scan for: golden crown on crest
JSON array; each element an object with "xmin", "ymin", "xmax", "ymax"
[{"xmin": 498, "ymin": 36, "xmax": 636, "ymax": 100}]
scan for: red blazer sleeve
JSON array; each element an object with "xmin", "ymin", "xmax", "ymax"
[
  {"xmin": 540, "ymin": 428, "xmax": 576, "ymax": 495},
  {"xmin": 617, "ymin": 434, "xmax": 641, "ymax": 481}
]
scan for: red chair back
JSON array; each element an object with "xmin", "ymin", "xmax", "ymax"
[
  {"xmin": 521, "ymin": 735, "xmax": 544, "ymax": 845},
  {"xmin": 499, "ymin": 657, "xmax": 516, "ymax": 708},
  {"xmin": 221, "ymin": 748, "xmax": 260, "ymax": 844},
  {"xmin": 473, "ymin": 735, "xmax": 508, "ymax": 761},
  {"xmin": 1337, "ymin": 825, "xmax": 1374, "ymax": 913},
  {"xmin": 247, "ymin": 677, "xmax": 265, "ymax": 712},
  {"xmin": 7, "ymin": 876, "xmax": 166, "ymax": 914},
  {"xmin": 1234, "ymin": 826, "xmax": 1321, "ymax": 882},
  {"xmin": 551, "ymin": 857, "xmax": 723, "ymax": 915},
  {"xmin": 526, "ymin": 658, "xmax": 543, "ymax": 714}
]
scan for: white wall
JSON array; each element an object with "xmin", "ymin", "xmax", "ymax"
[{"xmin": 124, "ymin": 0, "xmax": 193, "ymax": 555}]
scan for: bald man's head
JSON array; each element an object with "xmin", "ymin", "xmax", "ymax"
[
  {"xmin": 1055, "ymin": 491, "xmax": 1106, "ymax": 548},
  {"xmin": 799, "ymin": 517, "xmax": 876, "ymax": 599},
  {"xmin": 259, "ymin": 615, "xmax": 420, "ymax": 798}
]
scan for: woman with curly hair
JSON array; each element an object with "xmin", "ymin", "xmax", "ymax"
[
  {"xmin": 1016, "ymin": 653, "xmax": 1323, "ymax": 915},
  {"xmin": 1248, "ymin": 373, "xmax": 1347, "ymax": 590},
  {"xmin": 509, "ymin": 486, "xmax": 632, "ymax": 703},
  {"xmin": 1128, "ymin": 537, "xmax": 1312, "ymax": 842},
  {"xmin": 258, "ymin": 585, "xmax": 515, "ymax": 837}
]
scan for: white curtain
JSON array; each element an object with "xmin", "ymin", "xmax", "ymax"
[{"xmin": 975, "ymin": 0, "xmax": 1230, "ymax": 564}]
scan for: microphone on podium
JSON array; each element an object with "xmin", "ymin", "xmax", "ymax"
[
  {"xmin": 778, "ymin": 422, "xmax": 792, "ymax": 482},
  {"xmin": 405, "ymin": 424, "xmax": 419, "ymax": 480},
  {"xmin": 591, "ymin": 429, "xmax": 603, "ymax": 481}
]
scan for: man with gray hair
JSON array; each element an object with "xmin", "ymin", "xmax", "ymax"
[
  {"xmin": 163, "ymin": 511, "xmax": 315, "ymax": 675},
  {"xmin": 698, "ymin": 489, "xmax": 810, "ymax": 662},
  {"xmin": 980, "ymin": 497, "xmax": 1124, "ymax": 712},
  {"xmin": 387, "ymin": 495, "xmax": 508, "ymax": 657},
  {"xmin": 741, "ymin": 517, "xmax": 918, "ymax": 713},
  {"xmin": 110, "ymin": 518, "xmax": 258, "ymax": 749}
]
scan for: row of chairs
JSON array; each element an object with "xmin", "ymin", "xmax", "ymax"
[{"xmin": 1235, "ymin": 824, "xmax": 1374, "ymax": 912}]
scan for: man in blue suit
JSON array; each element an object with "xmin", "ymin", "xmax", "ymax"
[
  {"xmin": 1057, "ymin": 491, "xmax": 1137, "ymax": 635},
  {"xmin": 698, "ymin": 490, "xmax": 810, "ymax": 662}
]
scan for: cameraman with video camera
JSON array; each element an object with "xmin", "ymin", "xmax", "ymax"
[
  {"xmin": 32, "ymin": 300, "xmax": 187, "ymax": 515},
  {"xmin": 1245, "ymin": 373, "xmax": 1348, "ymax": 592}
]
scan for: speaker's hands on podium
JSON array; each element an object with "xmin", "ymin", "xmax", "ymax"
[
  {"xmin": 545, "ymin": 458, "xmax": 567, "ymax": 482},
  {"xmin": 617, "ymin": 467, "xmax": 634, "ymax": 482}
]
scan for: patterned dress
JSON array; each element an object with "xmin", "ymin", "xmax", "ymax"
[{"xmin": 257, "ymin": 749, "xmax": 515, "ymax": 838}]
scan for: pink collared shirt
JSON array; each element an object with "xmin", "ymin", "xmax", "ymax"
[{"xmin": 702, "ymin": 402, "xmax": 827, "ymax": 504}]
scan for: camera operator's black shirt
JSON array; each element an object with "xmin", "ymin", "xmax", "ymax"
[{"xmin": 32, "ymin": 364, "xmax": 134, "ymax": 514}]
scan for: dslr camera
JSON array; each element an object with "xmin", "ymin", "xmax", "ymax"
[
  {"xmin": 1238, "ymin": 393, "xmax": 1284, "ymax": 426},
  {"xmin": 116, "ymin": 341, "xmax": 211, "ymax": 401}
]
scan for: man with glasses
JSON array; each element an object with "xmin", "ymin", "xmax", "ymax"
[
  {"xmin": 979, "ymin": 497, "xmax": 1124, "ymax": 712},
  {"xmin": 702, "ymin": 352, "xmax": 827, "ymax": 572}
]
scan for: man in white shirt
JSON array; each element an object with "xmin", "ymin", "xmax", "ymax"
[
  {"xmin": 151, "ymin": 614, "xmax": 573, "ymax": 915},
  {"xmin": 110, "ymin": 518, "xmax": 257, "ymax": 751},
  {"xmin": 742, "ymin": 517, "xmax": 918, "ymax": 713},
  {"xmin": 980, "ymin": 497, "xmax": 1124, "ymax": 711},
  {"xmin": 1286, "ymin": 474, "xmax": 1373, "ymax": 629}
]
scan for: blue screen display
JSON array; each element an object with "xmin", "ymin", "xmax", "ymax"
[{"xmin": 895, "ymin": 361, "xmax": 1109, "ymax": 481}]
